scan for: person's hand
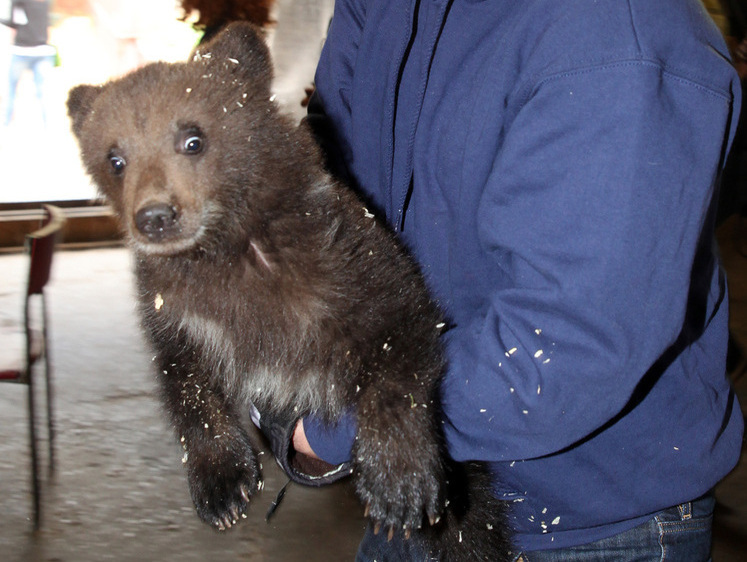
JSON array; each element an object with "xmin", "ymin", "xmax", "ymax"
[
  {"xmin": 292, "ymin": 418, "xmax": 320, "ymax": 459},
  {"xmin": 251, "ymin": 403, "xmax": 352, "ymax": 487}
]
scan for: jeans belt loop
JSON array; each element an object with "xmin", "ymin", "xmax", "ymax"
[{"xmin": 677, "ymin": 500, "xmax": 693, "ymax": 520}]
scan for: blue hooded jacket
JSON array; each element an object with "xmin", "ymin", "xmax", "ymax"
[{"xmin": 303, "ymin": 0, "xmax": 744, "ymax": 551}]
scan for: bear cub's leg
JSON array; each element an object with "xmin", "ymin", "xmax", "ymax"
[
  {"xmin": 353, "ymin": 370, "xmax": 445, "ymax": 537},
  {"xmin": 155, "ymin": 341, "xmax": 260, "ymax": 530}
]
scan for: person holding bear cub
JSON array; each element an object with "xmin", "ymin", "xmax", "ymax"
[{"xmin": 284, "ymin": 0, "xmax": 745, "ymax": 560}]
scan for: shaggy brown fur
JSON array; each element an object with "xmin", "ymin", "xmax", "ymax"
[{"xmin": 67, "ymin": 23, "xmax": 510, "ymax": 560}]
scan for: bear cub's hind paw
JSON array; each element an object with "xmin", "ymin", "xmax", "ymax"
[{"xmin": 354, "ymin": 436, "xmax": 444, "ymax": 539}]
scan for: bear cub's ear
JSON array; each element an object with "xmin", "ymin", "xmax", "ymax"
[
  {"xmin": 67, "ymin": 84, "xmax": 104, "ymax": 136},
  {"xmin": 194, "ymin": 22, "xmax": 273, "ymax": 94}
]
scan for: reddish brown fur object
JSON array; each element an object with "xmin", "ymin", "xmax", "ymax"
[
  {"xmin": 67, "ymin": 23, "xmax": 510, "ymax": 560},
  {"xmin": 180, "ymin": 0, "xmax": 275, "ymax": 31}
]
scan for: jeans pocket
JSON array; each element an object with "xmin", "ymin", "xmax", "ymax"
[{"xmin": 655, "ymin": 492, "xmax": 715, "ymax": 561}]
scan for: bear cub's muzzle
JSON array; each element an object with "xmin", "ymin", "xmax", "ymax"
[{"xmin": 135, "ymin": 202, "xmax": 180, "ymax": 242}]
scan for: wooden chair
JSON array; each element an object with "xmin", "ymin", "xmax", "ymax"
[{"xmin": 0, "ymin": 204, "xmax": 66, "ymax": 529}]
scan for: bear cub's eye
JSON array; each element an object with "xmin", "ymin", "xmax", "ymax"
[
  {"xmin": 108, "ymin": 151, "xmax": 126, "ymax": 175},
  {"xmin": 184, "ymin": 136, "xmax": 203, "ymax": 153},
  {"xmin": 176, "ymin": 126, "xmax": 206, "ymax": 155}
]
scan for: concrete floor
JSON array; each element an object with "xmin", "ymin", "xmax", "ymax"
[{"xmin": 0, "ymin": 217, "xmax": 746, "ymax": 561}]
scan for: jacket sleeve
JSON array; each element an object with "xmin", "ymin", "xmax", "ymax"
[
  {"xmin": 252, "ymin": 404, "xmax": 353, "ymax": 486},
  {"xmin": 439, "ymin": 59, "xmax": 739, "ymax": 462}
]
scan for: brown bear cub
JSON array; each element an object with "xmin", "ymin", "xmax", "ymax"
[{"xmin": 67, "ymin": 22, "xmax": 510, "ymax": 560}]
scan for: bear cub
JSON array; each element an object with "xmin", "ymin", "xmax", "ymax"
[{"xmin": 67, "ymin": 22, "xmax": 509, "ymax": 560}]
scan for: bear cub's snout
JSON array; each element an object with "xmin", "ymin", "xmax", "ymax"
[{"xmin": 135, "ymin": 202, "xmax": 180, "ymax": 241}]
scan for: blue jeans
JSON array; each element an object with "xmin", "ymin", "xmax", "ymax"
[
  {"xmin": 355, "ymin": 493, "xmax": 715, "ymax": 561},
  {"xmin": 356, "ymin": 527, "xmax": 436, "ymax": 561},
  {"xmin": 6, "ymin": 53, "xmax": 54, "ymax": 126}
]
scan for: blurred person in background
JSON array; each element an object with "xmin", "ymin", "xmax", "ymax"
[
  {"xmin": 1, "ymin": 0, "xmax": 54, "ymax": 128},
  {"xmin": 88, "ymin": 0, "xmax": 150, "ymax": 77}
]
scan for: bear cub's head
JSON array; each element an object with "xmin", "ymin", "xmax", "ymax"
[{"xmin": 68, "ymin": 22, "xmax": 308, "ymax": 257}]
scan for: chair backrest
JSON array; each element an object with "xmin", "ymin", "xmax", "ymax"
[{"xmin": 26, "ymin": 205, "xmax": 66, "ymax": 296}]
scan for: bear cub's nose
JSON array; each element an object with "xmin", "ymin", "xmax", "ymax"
[{"xmin": 135, "ymin": 203, "xmax": 179, "ymax": 241}]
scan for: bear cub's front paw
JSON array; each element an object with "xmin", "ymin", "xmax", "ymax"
[
  {"xmin": 354, "ymin": 434, "xmax": 444, "ymax": 539},
  {"xmin": 186, "ymin": 445, "xmax": 261, "ymax": 531}
]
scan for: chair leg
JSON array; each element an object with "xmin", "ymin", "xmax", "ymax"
[
  {"xmin": 42, "ymin": 297, "xmax": 55, "ymax": 474},
  {"xmin": 26, "ymin": 360, "xmax": 41, "ymax": 530}
]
